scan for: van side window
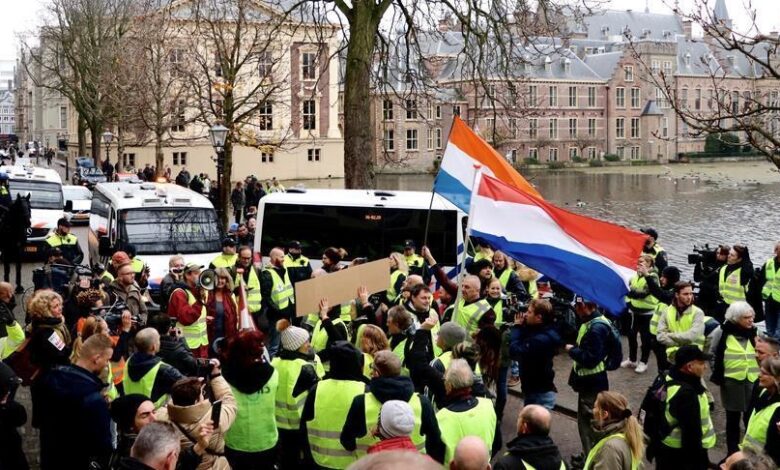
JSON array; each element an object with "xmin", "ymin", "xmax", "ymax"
[{"xmin": 91, "ymin": 192, "xmax": 110, "ymax": 218}]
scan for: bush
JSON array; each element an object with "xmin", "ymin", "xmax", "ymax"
[
  {"xmin": 588, "ymin": 159, "xmax": 604, "ymax": 167},
  {"xmin": 704, "ymin": 132, "xmax": 740, "ymax": 155},
  {"xmin": 547, "ymin": 161, "xmax": 566, "ymax": 169},
  {"xmin": 603, "ymin": 154, "xmax": 621, "ymax": 162},
  {"xmin": 524, "ymin": 157, "xmax": 539, "ymax": 165},
  {"xmin": 572, "ymin": 156, "xmax": 586, "ymax": 163}
]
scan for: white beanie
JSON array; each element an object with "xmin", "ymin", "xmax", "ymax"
[
  {"xmin": 277, "ymin": 319, "xmax": 309, "ymax": 351},
  {"xmin": 378, "ymin": 400, "xmax": 415, "ymax": 439}
]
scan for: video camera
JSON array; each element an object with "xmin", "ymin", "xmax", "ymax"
[
  {"xmin": 93, "ymin": 300, "xmax": 141, "ymax": 332},
  {"xmin": 687, "ymin": 244, "xmax": 718, "ymax": 266}
]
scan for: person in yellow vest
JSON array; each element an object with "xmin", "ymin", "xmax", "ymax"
[
  {"xmin": 622, "ymin": 254, "xmax": 659, "ymax": 374},
  {"xmin": 452, "ymin": 275, "xmax": 496, "ymax": 338},
  {"xmin": 758, "ymin": 242, "xmax": 780, "ymax": 340},
  {"xmin": 339, "ymin": 350, "xmax": 445, "ymax": 462},
  {"xmin": 261, "ymin": 247, "xmax": 295, "ymax": 357},
  {"xmin": 122, "ymin": 328, "xmax": 183, "ymax": 409},
  {"xmin": 284, "ymin": 240, "xmax": 312, "ymax": 286},
  {"xmin": 584, "ymin": 391, "xmax": 644, "ymax": 470},
  {"xmin": 472, "ymin": 239, "xmax": 494, "ymax": 265},
  {"xmin": 45, "ymin": 217, "xmax": 84, "ymax": 265},
  {"xmin": 310, "ymin": 298, "xmax": 350, "ymax": 369},
  {"xmin": 741, "ymin": 356, "xmax": 780, "ymax": 466},
  {"xmin": 655, "ymin": 345, "xmax": 716, "ymax": 470},
  {"xmin": 656, "ymin": 281, "xmax": 706, "ymax": 364},
  {"xmin": 302, "ymin": 341, "xmax": 368, "ymax": 468},
  {"xmin": 717, "ymin": 245, "xmax": 754, "ymax": 322},
  {"xmin": 125, "ymin": 244, "xmax": 149, "ymax": 289},
  {"xmin": 646, "ymin": 266, "xmax": 681, "ymax": 373},
  {"xmin": 639, "ymin": 227, "xmax": 667, "ymax": 272},
  {"xmin": 272, "ymin": 319, "xmax": 323, "ymax": 469},
  {"xmin": 209, "ymin": 237, "xmax": 238, "ymax": 271},
  {"xmin": 492, "ymin": 404, "xmax": 565, "ymax": 470},
  {"xmin": 0, "ymin": 282, "xmax": 24, "ymax": 360},
  {"xmin": 387, "ymin": 306, "xmax": 414, "ymax": 375},
  {"xmin": 436, "ymin": 358, "xmax": 499, "ymax": 466},
  {"xmin": 492, "ymin": 251, "xmax": 528, "ymax": 299},
  {"xmin": 222, "ymin": 329, "xmax": 279, "ymax": 469},
  {"xmin": 234, "ymin": 246, "xmax": 263, "ymax": 322},
  {"xmin": 516, "ymin": 264, "xmax": 540, "ymax": 301},
  {"xmin": 709, "ymin": 301, "xmax": 759, "ymax": 456},
  {"xmin": 167, "ymin": 263, "xmax": 209, "ymax": 358},
  {"xmin": 403, "ymin": 240, "xmax": 429, "ymax": 283},
  {"xmin": 385, "ymin": 252, "xmax": 408, "ymax": 306}
]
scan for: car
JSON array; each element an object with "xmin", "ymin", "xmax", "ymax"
[
  {"xmin": 76, "ymin": 156, "xmax": 95, "ymax": 169},
  {"xmin": 62, "ymin": 185, "xmax": 92, "ymax": 225},
  {"xmin": 72, "ymin": 166, "xmax": 108, "ymax": 188},
  {"xmin": 115, "ymin": 172, "xmax": 142, "ymax": 183}
]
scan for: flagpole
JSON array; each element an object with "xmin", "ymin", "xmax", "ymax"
[
  {"xmin": 453, "ymin": 165, "xmax": 483, "ymax": 319},
  {"xmin": 422, "ymin": 185, "xmax": 436, "ymax": 248}
]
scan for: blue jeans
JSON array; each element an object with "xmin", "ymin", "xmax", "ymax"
[
  {"xmin": 765, "ymin": 299, "xmax": 780, "ymax": 339},
  {"xmin": 524, "ymin": 391, "xmax": 556, "ymax": 410}
]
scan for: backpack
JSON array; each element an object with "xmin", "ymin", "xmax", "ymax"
[
  {"xmin": 637, "ymin": 372, "xmax": 671, "ymax": 462},
  {"xmin": 597, "ymin": 316, "xmax": 623, "ymax": 371}
]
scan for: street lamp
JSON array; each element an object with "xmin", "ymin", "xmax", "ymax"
[
  {"xmin": 102, "ymin": 130, "xmax": 114, "ymax": 167},
  {"xmin": 209, "ymin": 124, "xmax": 229, "ymax": 229}
]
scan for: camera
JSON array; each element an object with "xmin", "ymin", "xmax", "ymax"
[
  {"xmin": 687, "ymin": 244, "xmax": 717, "ymax": 266},
  {"xmin": 93, "ymin": 301, "xmax": 141, "ymax": 332},
  {"xmin": 171, "ymin": 267, "xmax": 184, "ymax": 275}
]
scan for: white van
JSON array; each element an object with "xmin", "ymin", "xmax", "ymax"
[
  {"xmin": 254, "ymin": 189, "xmax": 467, "ymax": 270},
  {"xmin": 1, "ymin": 165, "xmax": 65, "ymax": 257},
  {"xmin": 89, "ymin": 182, "xmax": 222, "ymax": 299}
]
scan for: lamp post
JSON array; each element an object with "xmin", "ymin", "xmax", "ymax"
[
  {"xmin": 102, "ymin": 130, "xmax": 114, "ymax": 167},
  {"xmin": 60, "ymin": 133, "xmax": 70, "ymax": 180},
  {"xmin": 209, "ymin": 124, "xmax": 229, "ymax": 230}
]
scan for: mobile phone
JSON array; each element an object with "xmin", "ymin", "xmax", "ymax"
[{"xmin": 211, "ymin": 399, "xmax": 222, "ymax": 428}]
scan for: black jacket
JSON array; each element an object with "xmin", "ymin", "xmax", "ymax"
[
  {"xmin": 567, "ymin": 312, "xmax": 610, "ymax": 393},
  {"xmin": 662, "ymin": 368, "xmax": 711, "ymax": 468},
  {"xmin": 509, "ymin": 323, "xmax": 561, "ymax": 394},
  {"xmin": 259, "ymin": 265, "xmax": 295, "ymax": 323},
  {"xmin": 710, "ymin": 321, "xmax": 756, "ymax": 385},
  {"xmin": 315, "ymin": 315, "xmax": 350, "ymax": 364},
  {"xmin": 125, "ymin": 352, "xmax": 184, "ymax": 404},
  {"xmin": 285, "ymin": 253, "xmax": 313, "ymax": 286},
  {"xmin": 35, "ymin": 364, "xmax": 113, "ymax": 470},
  {"xmin": 0, "ymin": 400, "xmax": 28, "ymax": 470},
  {"xmin": 340, "ymin": 375, "xmax": 445, "ymax": 463},
  {"xmin": 493, "ymin": 434, "xmax": 564, "ymax": 470},
  {"xmin": 646, "ymin": 275, "xmax": 674, "ymax": 305},
  {"xmin": 158, "ymin": 335, "xmax": 209, "ymax": 377}
]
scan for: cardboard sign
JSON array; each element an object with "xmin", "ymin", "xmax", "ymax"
[{"xmin": 294, "ymin": 259, "xmax": 390, "ymax": 317}]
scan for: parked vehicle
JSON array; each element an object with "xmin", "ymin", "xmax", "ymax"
[
  {"xmin": 72, "ymin": 166, "xmax": 108, "ymax": 188},
  {"xmin": 62, "ymin": 185, "xmax": 92, "ymax": 225}
]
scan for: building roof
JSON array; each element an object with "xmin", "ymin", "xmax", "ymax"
[
  {"xmin": 641, "ymin": 100, "xmax": 663, "ymax": 116},
  {"xmin": 713, "ymin": 0, "xmax": 731, "ymax": 26},
  {"xmin": 574, "ymin": 9, "xmax": 684, "ymax": 42},
  {"xmin": 583, "ymin": 51, "xmax": 624, "ymax": 80}
]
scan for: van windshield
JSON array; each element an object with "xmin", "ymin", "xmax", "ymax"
[
  {"xmin": 8, "ymin": 180, "xmax": 63, "ymax": 210},
  {"xmin": 260, "ymin": 203, "xmax": 459, "ymax": 265},
  {"xmin": 120, "ymin": 208, "xmax": 221, "ymax": 255}
]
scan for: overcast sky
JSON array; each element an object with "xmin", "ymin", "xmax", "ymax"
[{"xmin": 0, "ymin": 0, "xmax": 776, "ymax": 62}]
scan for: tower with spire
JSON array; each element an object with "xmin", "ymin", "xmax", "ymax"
[{"xmin": 713, "ymin": 0, "xmax": 733, "ymax": 29}]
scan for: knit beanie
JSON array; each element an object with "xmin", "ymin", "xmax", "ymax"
[
  {"xmin": 111, "ymin": 251, "xmax": 131, "ymax": 269},
  {"xmin": 110, "ymin": 394, "xmax": 150, "ymax": 433},
  {"xmin": 438, "ymin": 322, "xmax": 467, "ymax": 350},
  {"xmin": 277, "ymin": 319, "xmax": 309, "ymax": 351},
  {"xmin": 661, "ymin": 266, "xmax": 681, "ymax": 285},
  {"xmin": 378, "ymin": 400, "xmax": 415, "ymax": 439}
]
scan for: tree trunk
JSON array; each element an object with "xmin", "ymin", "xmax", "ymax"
[
  {"xmin": 219, "ymin": 138, "xmax": 232, "ymax": 231},
  {"xmin": 342, "ymin": 5, "xmax": 380, "ymax": 189},
  {"xmin": 78, "ymin": 115, "xmax": 87, "ymax": 157},
  {"xmin": 155, "ymin": 131, "xmax": 164, "ymax": 179},
  {"xmin": 91, "ymin": 124, "xmax": 101, "ymax": 165}
]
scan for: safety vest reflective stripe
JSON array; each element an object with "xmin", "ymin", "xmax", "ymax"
[
  {"xmin": 723, "ymin": 335, "xmax": 760, "ymax": 382},
  {"xmin": 283, "ymin": 254, "xmax": 310, "ymax": 268},
  {"xmin": 650, "ymin": 302, "xmax": 667, "ymax": 335},
  {"xmin": 627, "ymin": 274, "xmax": 659, "ymax": 310},
  {"xmin": 266, "ymin": 267, "xmax": 294, "ymax": 309},
  {"xmin": 498, "ymin": 269, "xmax": 511, "ymax": 289},
  {"xmin": 741, "ymin": 390, "xmax": 780, "ymax": 450},
  {"xmin": 110, "ymin": 357, "xmax": 125, "ymax": 384},
  {"xmin": 311, "ymin": 318, "xmax": 347, "ymax": 353},
  {"xmin": 354, "ymin": 393, "xmax": 425, "ymax": 457},
  {"xmin": 574, "ymin": 317, "xmax": 609, "ymax": 376},
  {"xmin": 235, "ymin": 268, "xmax": 262, "ymax": 313},
  {"xmin": 663, "ymin": 380, "xmax": 717, "ymax": 449},
  {"xmin": 211, "ymin": 253, "xmax": 237, "ymax": 269},
  {"xmin": 454, "ymin": 298, "xmax": 492, "ymax": 336},
  {"xmin": 719, "ymin": 266, "xmax": 746, "ymax": 304},
  {"xmin": 387, "ymin": 269, "xmax": 405, "ymax": 302},
  {"xmin": 762, "ymin": 258, "xmax": 780, "ymax": 302},
  {"xmin": 130, "ymin": 258, "xmax": 145, "ymax": 274},
  {"xmin": 45, "ymin": 233, "xmax": 78, "ymax": 247},
  {"xmin": 649, "ymin": 244, "xmax": 664, "ymax": 261},
  {"xmin": 584, "ymin": 433, "xmax": 639, "ymax": 470},
  {"xmin": 308, "ymin": 379, "xmax": 365, "ymax": 468},
  {"xmin": 175, "ymin": 289, "xmax": 208, "ymax": 349},
  {"xmin": 271, "ymin": 357, "xmax": 310, "ymax": 430},
  {"xmin": 101, "ymin": 270, "xmax": 114, "ymax": 283},
  {"xmin": 224, "ymin": 371, "xmax": 279, "ymax": 452},
  {"xmin": 437, "ymin": 397, "xmax": 497, "ymax": 466},
  {"xmin": 122, "ymin": 360, "xmax": 169, "ymax": 408},
  {"xmin": 664, "ymin": 304, "xmax": 705, "ymax": 360}
]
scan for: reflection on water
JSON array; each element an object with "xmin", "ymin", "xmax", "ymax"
[{"xmin": 287, "ymin": 171, "xmax": 780, "ymax": 276}]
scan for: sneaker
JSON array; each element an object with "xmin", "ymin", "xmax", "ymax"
[
  {"xmin": 620, "ymin": 359, "xmax": 637, "ymax": 369},
  {"xmin": 635, "ymin": 362, "xmax": 648, "ymax": 374}
]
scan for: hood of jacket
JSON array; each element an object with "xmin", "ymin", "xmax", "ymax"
[
  {"xmin": 327, "ymin": 341, "xmax": 366, "ymax": 382},
  {"xmin": 368, "ymin": 375, "xmax": 414, "ymax": 403},
  {"xmin": 591, "ymin": 418, "xmax": 626, "ymax": 440},
  {"xmin": 669, "ymin": 367, "xmax": 706, "ymax": 393},
  {"xmin": 126, "ymin": 352, "xmax": 162, "ymax": 382},
  {"xmin": 224, "ymin": 360, "xmax": 274, "ymax": 394},
  {"xmin": 43, "ymin": 364, "xmax": 104, "ymax": 399},
  {"xmin": 166, "ymin": 396, "xmax": 210, "ymax": 425},
  {"xmin": 504, "ymin": 434, "xmax": 563, "ymax": 466}
]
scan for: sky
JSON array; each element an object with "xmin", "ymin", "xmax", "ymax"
[{"xmin": 0, "ymin": 0, "xmax": 776, "ymax": 63}]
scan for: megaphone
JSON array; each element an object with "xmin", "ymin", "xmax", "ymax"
[{"xmin": 198, "ymin": 269, "xmax": 217, "ymax": 291}]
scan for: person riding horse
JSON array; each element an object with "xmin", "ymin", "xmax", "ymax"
[{"xmin": 0, "ymin": 191, "xmax": 31, "ymax": 294}]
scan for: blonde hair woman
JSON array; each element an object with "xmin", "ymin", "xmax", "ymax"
[
  {"xmin": 27, "ymin": 289, "xmax": 72, "ymax": 372},
  {"xmin": 386, "ymin": 252, "xmax": 409, "ymax": 304},
  {"xmin": 359, "ymin": 324, "xmax": 390, "ymax": 378},
  {"xmin": 584, "ymin": 391, "xmax": 644, "ymax": 470},
  {"xmin": 70, "ymin": 315, "xmax": 109, "ymax": 363},
  {"xmin": 206, "ymin": 267, "xmax": 239, "ymax": 355}
]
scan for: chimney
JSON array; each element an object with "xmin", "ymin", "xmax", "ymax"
[{"xmin": 683, "ymin": 20, "xmax": 693, "ymax": 39}]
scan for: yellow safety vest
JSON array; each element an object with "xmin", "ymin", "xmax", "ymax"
[
  {"xmin": 235, "ymin": 267, "xmax": 262, "ymax": 313},
  {"xmin": 497, "ymin": 268, "xmax": 512, "ymax": 290},
  {"xmin": 762, "ymin": 258, "xmax": 780, "ymax": 302},
  {"xmin": 741, "ymin": 389, "xmax": 780, "ymax": 451},
  {"xmin": 663, "ymin": 304, "xmax": 704, "ymax": 361},
  {"xmin": 361, "ymin": 352, "xmax": 373, "ymax": 379},
  {"xmin": 663, "ymin": 376, "xmax": 717, "ymax": 449},
  {"xmin": 45, "ymin": 232, "xmax": 78, "ymax": 248},
  {"xmin": 650, "ymin": 302, "xmax": 668, "ymax": 335},
  {"xmin": 627, "ymin": 274, "xmax": 659, "ymax": 311},
  {"xmin": 283, "ymin": 253, "xmax": 310, "ymax": 269},
  {"xmin": 584, "ymin": 433, "xmax": 638, "ymax": 470},
  {"xmin": 391, "ymin": 336, "xmax": 410, "ymax": 376},
  {"xmin": 311, "ymin": 318, "xmax": 349, "ymax": 353},
  {"xmin": 354, "ymin": 392, "xmax": 425, "ymax": 457},
  {"xmin": 573, "ymin": 317, "xmax": 609, "ymax": 377},
  {"xmin": 265, "ymin": 267, "xmax": 294, "ymax": 310},
  {"xmin": 387, "ymin": 269, "xmax": 405, "ymax": 303},
  {"xmin": 453, "ymin": 298, "xmax": 492, "ymax": 337},
  {"xmin": 174, "ymin": 288, "xmax": 208, "ymax": 349},
  {"xmin": 271, "ymin": 357, "xmax": 311, "ymax": 430},
  {"xmin": 648, "ymin": 244, "xmax": 665, "ymax": 263},
  {"xmin": 0, "ymin": 322, "xmax": 25, "ymax": 360},
  {"xmin": 122, "ymin": 359, "xmax": 170, "ymax": 409},
  {"xmin": 211, "ymin": 253, "xmax": 237, "ymax": 269},
  {"xmin": 307, "ymin": 379, "xmax": 365, "ymax": 468},
  {"xmin": 224, "ymin": 371, "xmax": 278, "ymax": 452},
  {"xmin": 723, "ymin": 334, "xmax": 760, "ymax": 382},
  {"xmin": 437, "ymin": 397, "xmax": 496, "ymax": 466},
  {"xmin": 130, "ymin": 257, "xmax": 145, "ymax": 274},
  {"xmin": 719, "ymin": 266, "xmax": 746, "ymax": 305}
]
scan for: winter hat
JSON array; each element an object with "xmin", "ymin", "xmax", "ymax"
[
  {"xmin": 661, "ymin": 266, "xmax": 681, "ymax": 285},
  {"xmin": 111, "ymin": 251, "xmax": 131, "ymax": 269},
  {"xmin": 378, "ymin": 400, "xmax": 415, "ymax": 439},
  {"xmin": 277, "ymin": 319, "xmax": 309, "ymax": 351},
  {"xmin": 110, "ymin": 394, "xmax": 150, "ymax": 433},
  {"xmin": 437, "ymin": 322, "xmax": 467, "ymax": 350},
  {"xmin": 328, "ymin": 340, "xmax": 365, "ymax": 381}
]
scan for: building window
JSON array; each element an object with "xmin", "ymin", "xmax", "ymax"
[
  {"xmin": 261, "ymin": 151, "xmax": 274, "ymax": 163},
  {"xmin": 695, "ymin": 88, "xmax": 702, "ymax": 110},
  {"xmin": 616, "ymin": 117, "xmax": 625, "ymax": 138},
  {"xmin": 529, "ymin": 148, "xmax": 538, "ymax": 160},
  {"xmin": 171, "ymin": 100, "xmax": 186, "ymax": 132},
  {"xmin": 569, "ymin": 118, "xmax": 577, "ymax": 137},
  {"xmin": 548, "ymin": 86, "xmax": 558, "ymax": 107},
  {"xmin": 549, "ymin": 118, "xmax": 558, "ymax": 139},
  {"xmin": 568, "ymin": 86, "xmax": 577, "ymax": 107},
  {"xmin": 630, "ymin": 117, "xmax": 640, "ymax": 138},
  {"xmin": 529, "ymin": 118, "xmax": 538, "ymax": 139},
  {"xmin": 588, "ymin": 118, "xmax": 596, "ymax": 137},
  {"xmin": 383, "ymin": 100, "xmax": 393, "ymax": 120},
  {"xmin": 587, "ymin": 147, "xmax": 596, "ymax": 159},
  {"xmin": 406, "ymin": 129, "xmax": 418, "ymax": 150},
  {"xmin": 59, "ymin": 106, "xmax": 67, "ymax": 129},
  {"xmin": 509, "ymin": 118, "xmax": 517, "ymax": 138},
  {"xmin": 435, "ymin": 128, "xmax": 443, "ymax": 149},
  {"xmin": 661, "ymin": 117, "xmax": 669, "ymax": 138},
  {"xmin": 258, "ymin": 51, "xmax": 273, "ymax": 78},
  {"xmin": 616, "ymin": 146, "xmax": 625, "ymax": 158},
  {"xmin": 406, "ymin": 100, "xmax": 418, "ymax": 120},
  {"xmin": 258, "ymin": 101, "xmax": 273, "ymax": 130},
  {"xmin": 743, "ymin": 91, "xmax": 752, "ymax": 111},
  {"xmin": 630, "ymin": 146, "xmax": 641, "ymax": 160},
  {"xmin": 436, "ymin": 105, "xmax": 442, "ymax": 119},
  {"xmin": 548, "ymin": 147, "xmax": 558, "ymax": 161},
  {"xmin": 307, "ymin": 148, "xmax": 321, "ymax": 161},
  {"xmin": 708, "ymin": 89, "xmax": 714, "ymax": 110},
  {"xmin": 681, "ymin": 88, "xmax": 689, "ymax": 109},
  {"xmin": 123, "ymin": 153, "xmax": 136, "ymax": 168},
  {"xmin": 656, "ymin": 87, "xmax": 669, "ymax": 109},
  {"xmin": 569, "ymin": 147, "xmax": 578, "ymax": 160},
  {"xmin": 383, "ymin": 129, "xmax": 394, "ymax": 151},
  {"xmin": 427, "ymin": 128, "xmax": 434, "ymax": 150},
  {"xmin": 631, "ymin": 88, "xmax": 641, "ymax": 109},
  {"xmin": 731, "ymin": 91, "xmax": 740, "ymax": 114},
  {"xmin": 485, "ymin": 117, "xmax": 494, "ymax": 132},
  {"xmin": 651, "ymin": 60, "xmax": 660, "ymax": 73},
  {"xmin": 172, "ymin": 152, "xmax": 187, "ymax": 165},
  {"xmin": 624, "ymin": 65, "xmax": 634, "ymax": 82},
  {"xmin": 529, "ymin": 85, "xmax": 538, "ymax": 107},
  {"xmin": 662, "ymin": 61, "xmax": 672, "ymax": 77},
  {"xmin": 302, "ymin": 52, "xmax": 317, "ymax": 80},
  {"xmin": 302, "ymin": 100, "xmax": 316, "ymax": 130},
  {"xmin": 588, "ymin": 86, "xmax": 596, "ymax": 107},
  {"xmin": 453, "ymin": 105, "xmax": 461, "ymax": 116},
  {"xmin": 616, "ymin": 87, "xmax": 625, "ymax": 108}
]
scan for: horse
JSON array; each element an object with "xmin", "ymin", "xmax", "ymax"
[{"xmin": 0, "ymin": 194, "xmax": 31, "ymax": 292}]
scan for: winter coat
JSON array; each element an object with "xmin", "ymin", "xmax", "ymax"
[
  {"xmin": 510, "ymin": 323, "xmax": 561, "ymax": 394},
  {"xmin": 567, "ymin": 312, "xmax": 610, "ymax": 393},
  {"xmin": 109, "ymin": 280, "xmax": 149, "ymax": 322},
  {"xmin": 28, "ymin": 316, "xmax": 72, "ymax": 373},
  {"xmin": 205, "ymin": 291, "xmax": 239, "ymax": 349},
  {"xmin": 588, "ymin": 419, "xmax": 636, "ymax": 470},
  {"xmin": 230, "ymin": 188, "xmax": 245, "ymax": 209},
  {"xmin": 0, "ymin": 400, "xmax": 28, "ymax": 470},
  {"xmin": 662, "ymin": 368, "xmax": 711, "ymax": 467},
  {"xmin": 367, "ymin": 436, "xmax": 419, "ymax": 454},
  {"xmin": 125, "ymin": 352, "xmax": 184, "ymax": 405},
  {"xmin": 159, "ymin": 335, "xmax": 209, "ymax": 377},
  {"xmin": 709, "ymin": 320, "xmax": 756, "ymax": 385},
  {"xmin": 492, "ymin": 434, "xmax": 564, "ymax": 470}
]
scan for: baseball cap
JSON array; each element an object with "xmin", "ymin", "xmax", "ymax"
[
  {"xmin": 184, "ymin": 263, "xmax": 203, "ymax": 274},
  {"xmin": 403, "ymin": 239, "xmax": 416, "ymax": 249},
  {"xmin": 640, "ymin": 227, "xmax": 659, "ymax": 240},
  {"xmin": 222, "ymin": 237, "xmax": 236, "ymax": 247},
  {"xmin": 288, "ymin": 240, "xmax": 302, "ymax": 249},
  {"xmin": 674, "ymin": 345, "xmax": 712, "ymax": 368}
]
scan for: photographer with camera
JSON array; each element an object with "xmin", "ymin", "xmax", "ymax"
[
  {"xmin": 689, "ymin": 244, "xmax": 729, "ymax": 315},
  {"xmin": 168, "ymin": 263, "xmax": 209, "ymax": 359},
  {"xmin": 160, "ymin": 255, "xmax": 186, "ymax": 313},
  {"xmin": 716, "ymin": 245, "xmax": 754, "ymax": 323},
  {"xmin": 123, "ymin": 328, "xmax": 185, "ymax": 409},
  {"xmin": 148, "ymin": 313, "xmax": 212, "ymax": 378},
  {"xmin": 110, "ymin": 260, "xmax": 149, "ymax": 325}
]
